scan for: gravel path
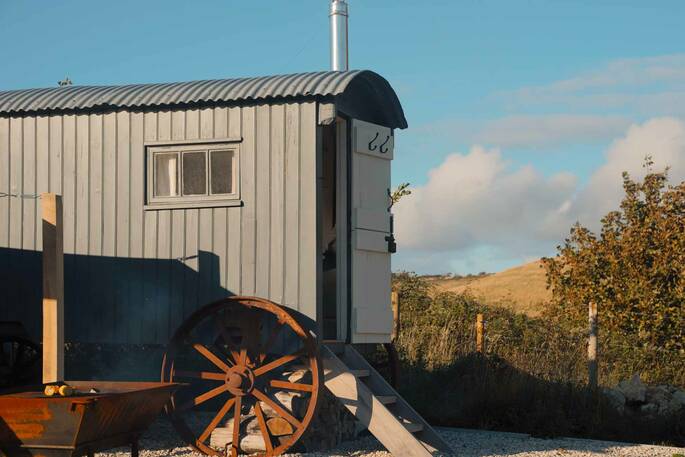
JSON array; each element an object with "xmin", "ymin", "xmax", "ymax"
[{"xmin": 98, "ymin": 419, "xmax": 685, "ymax": 457}]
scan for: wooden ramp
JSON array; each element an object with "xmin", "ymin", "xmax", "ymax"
[{"xmin": 322, "ymin": 344, "xmax": 453, "ymax": 457}]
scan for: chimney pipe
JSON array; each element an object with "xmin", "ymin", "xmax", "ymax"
[{"xmin": 330, "ymin": 0, "xmax": 349, "ymax": 71}]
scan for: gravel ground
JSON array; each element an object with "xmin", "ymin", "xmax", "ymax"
[{"xmin": 98, "ymin": 419, "xmax": 685, "ymax": 457}]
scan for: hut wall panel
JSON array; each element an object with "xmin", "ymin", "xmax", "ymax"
[
  {"xmin": 0, "ymin": 119, "xmax": 7, "ymax": 322},
  {"xmin": 0, "ymin": 100, "xmax": 319, "ymax": 344}
]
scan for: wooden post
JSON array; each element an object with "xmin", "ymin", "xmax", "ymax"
[
  {"xmin": 588, "ymin": 302, "xmax": 598, "ymax": 390},
  {"xmin": 41, "ymin": 193, "xmax": 64, "ymax": 384},
  {"xmin": 391, "ymin": 291, "xmax": 400, "ymax": 340},
  {"xmin": 476, "ymin": 313, "xmax": 485, "ymax": 353}
]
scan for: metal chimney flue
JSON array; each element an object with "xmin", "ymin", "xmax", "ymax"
[{"xmin": 330, "ymin": 0, "xmax": 349, "ymax": 71}]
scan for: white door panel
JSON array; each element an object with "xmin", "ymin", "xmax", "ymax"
[
  {"xmin": 350, "ymin": 119, "xmax": 394, "ymax": 344},
  {"xmin": 353, "ymin": 208, "xmax": 390, "ymax": 233}
]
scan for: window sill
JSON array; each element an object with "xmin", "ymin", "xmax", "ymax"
[{"xmin": 144, "ymin": 199, "xmax": 243, "ymax": 211}]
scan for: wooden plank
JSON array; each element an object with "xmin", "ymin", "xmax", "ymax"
[
  {"xmin": 0, "ymin": 118, "xmax": 7, "ymax": 321},
  {"xmin": 102, "ymin": 112, "xmax": 117, "ymax": 342},
  {"xmin": 198, "ymin": 207, "xmax": 214, "ymax": 305},
  {"xmin": 186, "ymin": 109, "xmax": 200, "ymax": 140},
  {"xmin": 299, "ymin": 102, "xmax": 317, "ymax": 320},
  {"xmin": 184, "ymin": 208, "xmax": 199, "ymax": 316},
  {"xmin": 157, "ymin": 110, "xmax": 172, "ymax": 341},
  {"xmin": 88, "ymin": 114, "xmax": 103, "ymax": 256},
  {"xmin": 255, "ymin": 104, "xmax": 271, "ymax": 298},
  {"xmin": 198, "ymin": 107, "xmax": 215, "ymax": 304},
  {"xmin": 0, "ymin": 118, "xmax": 9, "ymax": 248},
  {"xmin": 36, "ymin": 117, "xmax": 50, "ymax": 249},
  {"xmin": 170, "ymin": 210, "xmax": 185, "ymax": 328},
  {"xmin": 115, "ymin": 111, "xmax": 131, "ymax": 343},
  {"xmin": 212, "ymin": 107, "xmax": 229, "ymax": 298},
  {"xmin": 75, "ymin": 115, "xmax": 89, "ymax": 256},
  {"xmin": 48, "ymin": 116, "xmax": 62, "ymax": 195},
  {"xmin": 200, "ymin": 107, "xmax": 214, "ymax": 139},
  {"xmin": 283, "ymin": 104, "xmax": 299, "ymax": 308},
  {"xmin": 9, "ymin": 117, "xmax": 23, "ymax": 250},
  {"xmin": 240, "ymin": 106, "xmax": 256, "ymax": 296},
  {"xmin": 42, "ymin": 193, "xmax": 64, "ymax": 384},
  {"xmin": 269, "ymin": 104, "xmax": 285, "ymax": 304},
  {"xmin": 129, "ymin": 112, "xmax": 145, "ymax": 343},
  {"xmin": 226, "ymin": 107, "xmax": 241, "ymax": 294},
  {"xmin": 588, "ymin": 302, "xmax": 598, "ymax": 390},
  {"xmin": 74, "ymin": 115, "xmax": 89, "ymax": 341},
  {"xmin": 61, "ymin": 115, "xmax": 76, "ymax": 339},
  {"xmin": 22, "ymin": 117, "xmax": 36, "ymax": 250},
  {"xmin": 141, "ymin": 111, "xmax": 158, "ymax": 342}
]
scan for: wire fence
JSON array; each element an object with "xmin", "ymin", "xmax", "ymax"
[{"xmin": 394, "ymin": 304, "xmax": 685, "ymax": 389}]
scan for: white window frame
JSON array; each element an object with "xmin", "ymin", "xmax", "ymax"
[{"xmin": 145, "ymin": 140, "xmax": 241, "ymax": 210}]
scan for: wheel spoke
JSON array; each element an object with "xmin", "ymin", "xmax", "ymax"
[
  {"xmin": 239, "ymin": 347, "xmax": 247, "ymax": 366},
  {"xmin": 251, "ymin": 388, "xmax": 302, "ymax": 428},
  {"xmin": 254, "ymin": 401, "xmax": 274, "ymax": 453},
  {"xmin": 231, "ymin": 395, "xmax": 242, "ymax": 456},
  {"xmin": 192, "ymin": 343, "xmax": 231, "ymax": 373},
  {"xmin": 269, "ymin": 379, "xmax": 314, "ymax": 392},
  {"xmin": 173, "ymin": 370, "xmax": 225, "ymax": 381},
  {"xmin": 198, "ymin": 397, "xmax": 236, "ymax": 443},
  {"xmin": 253, "ymin": 349, "xmax": 304, "ymax": 377},
  {"xmin": 177, "ymin": 384, "xmax": 229, "ymax": 412}
]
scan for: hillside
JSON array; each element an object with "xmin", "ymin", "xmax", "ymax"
[{"xmin": 426, "ymin": 260, "xmax": 551, "ymax": 316}]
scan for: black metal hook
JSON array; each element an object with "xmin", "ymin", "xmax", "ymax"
[
  {"xmin": 368, "ymin": 132, "xmax": 379, "ymax": 151},
  {"xmin": 379, "ymin": 135, "xmax": 390, "ymax": 153}
]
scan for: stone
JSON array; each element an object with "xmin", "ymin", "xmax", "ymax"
[
  {"xmin": 646, "ymin": 385, "xmax": 670, "ymax": 409},
  {"xmin": 617, "ymin": 374, "xmax": 647, "ymax": 404},
  {"xmin": 668, "ymin": 390, "xmax": 685, "ymax": 413},
  {"xmin": 602, "ymin": 387, "xmax": 626, "ymax": 412},
  {"xmin": 640, "ymin": 403, "xmax": 658, "ymax": 416}
]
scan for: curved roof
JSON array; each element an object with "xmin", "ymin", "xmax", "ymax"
[{"xmin": 0, "ymin": 70, "xmax": 407, "ymax": 129}]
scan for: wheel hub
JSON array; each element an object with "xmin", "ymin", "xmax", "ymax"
[{"xmin": 224, "ymin": 364, "xmax": 255, "ymax": 396}]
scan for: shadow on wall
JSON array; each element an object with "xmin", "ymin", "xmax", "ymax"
[
  {"xmin": 0, "ymin": 248, "xmax": 232, "ymax": 345},
  {"xmin": 397, "ymin": 352, "xmax": 685, "ymax": 448}
]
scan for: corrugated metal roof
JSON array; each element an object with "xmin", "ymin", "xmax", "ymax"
[{"xmin": 0, "ymin": 70, "xmax": 407, "ymax": 128}]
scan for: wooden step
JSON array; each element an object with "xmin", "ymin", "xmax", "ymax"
[
  {"xmin": 322, "ymin": 345, "xmax": 454, "ymax": 457},
  {"xmin": 377, "ymin": 395, "xmax": 397, "ymax": 405},
  {"xmin": 323, "ymin": 340, "xmax": 345, "ymax": 355},
  {"xmin": 403, "ymin": 421, "xmax": 423, "ymax": 433},
  {"xmin": 350, "ymin": 369, "xmax": 369, "ymax": 378}
]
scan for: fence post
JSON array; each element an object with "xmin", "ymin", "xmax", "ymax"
[
  {"xmin": 391, "ymin": 291, "xmax": 400, "ymax": 341},
  {"xmin": 588, "ymin": 302, "xmax": 598, "ymax": 390},
  {"xmin": 41, "ymin": 193, "xmax": 64, "ymax": 384},
  {"xmin": 476, "ymin": 313, "xmax": 485, "ymax": 353}
]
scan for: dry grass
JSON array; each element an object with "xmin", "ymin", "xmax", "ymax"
[{"xmin": 427, "ymin": 260, "xmax": 551, "ymax": 316}]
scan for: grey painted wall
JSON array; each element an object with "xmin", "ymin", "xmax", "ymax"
[{"xmin": 0, "ymin": 101, "xmax": 318, "ymax": 344}]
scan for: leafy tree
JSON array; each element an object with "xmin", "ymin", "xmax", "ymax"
[{"xmin": 544, "ymin": 160, "xmax": 685, "ymax": 354}]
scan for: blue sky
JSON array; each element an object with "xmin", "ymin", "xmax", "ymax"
[{"xmin": 2, "ymin": 1, "xmax": 685, "ymax": 274}]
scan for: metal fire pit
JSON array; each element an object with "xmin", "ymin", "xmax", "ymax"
[{"xmin": 0, "ymin": 381, "xmax": 180, "ymax": 457}]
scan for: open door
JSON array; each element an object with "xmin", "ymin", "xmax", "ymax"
[{"xmin": 350, "ymin": 119, "xmax": 394, "ymax": 344}]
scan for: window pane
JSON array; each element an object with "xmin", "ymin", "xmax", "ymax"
[
  {"xmin": 210, "ymin": 150, "xmax": 234, "ymax": 195},
  {"xmin": 154, "ymin": 153, "xmax": 178, "ymax": 197},
  {"xmin": 182, "ymin": 151, "xmax": 207, "ymax": 195}
]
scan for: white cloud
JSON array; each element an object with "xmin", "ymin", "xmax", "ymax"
[
  {"xmin": 573, "ymin": 117, "xmax": 685, "ymax": 228},
  {"xmin": 502, "ymin": 54, "xmax": 685, "ymax": 115},
  {"xmin": 474, "ymin": 114, "xmax": 631, "ymax": 148},
  {"xmin": 394, "ymin": 117, "xmax": 685, "ymax": 274},
  {"xmin": 394, "ymin": 146, "xmax": 576, "ymax": 252}
]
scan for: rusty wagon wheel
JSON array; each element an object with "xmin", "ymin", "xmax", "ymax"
[
  {"xmin": 0, "ymin": 334, "xmax": 41, "ymax": 389},
  {"xmin": 161, "ymin": 296, "xmax": 321, "ymax": 457}
]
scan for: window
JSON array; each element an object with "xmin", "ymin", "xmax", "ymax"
[{"xmin": 146, "ymin": 142, "xmax": 240, "ymax": 209}]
